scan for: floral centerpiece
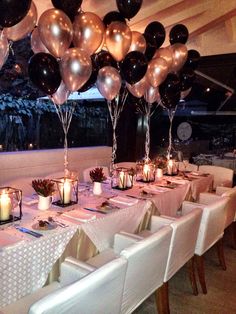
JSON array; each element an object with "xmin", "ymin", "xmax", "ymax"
[
  {"xmin": 89, "ymin": 167, "xmax": 107, "ymax": 195},
  {"xmin": 154, "ymin": 155, "xmax": 168, "ymax": 169},
  {"xmin": 89, "ymin": 167, "xmax": 107, "ymax": 182},
  {"xmin": 32, "ymin": 179, "xmax": 55, "ymax": 197}
]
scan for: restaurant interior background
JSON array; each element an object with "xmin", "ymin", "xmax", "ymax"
[{"xmin": 0, "ymin": 0, "xmax": 236, "ymax": 164}]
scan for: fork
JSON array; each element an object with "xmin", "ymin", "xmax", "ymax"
[{"xmin": 48, "ymin": 217, "xmax": 68, "ymax": 228}]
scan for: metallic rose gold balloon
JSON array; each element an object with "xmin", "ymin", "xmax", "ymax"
[
  {"xmin": 31, "ymin": 28, "xmax": 49, "ymax": 54},
  {"xmin": 144, "ymin": 85, "xmax": 160, "ymax": 103},
  {"xmin": 153, "ymin": 47, "xmax": 173, "ymax": 70},
  {"xmin": 126, "ymin": 75, "xmax": 147, "ymax": 98},
  {"xmin": 38, "ymin": 9, "xmax": 73, "ymax": 58},
  {"xmin": 60, "ymin": 48, "xmax": 92, "ymax": 92},
  {"xmin": 50, "ymin": 81, "xmax": 70, "ymax": 105},
  {"xmin": 128, "ymin": 31, "xmax": 146, "ymax": 54},
  {"xmin": 4, "ymin": 1, "xmax": 37, "ymax": 42},
  {"xmin": 146, "ymin": 57, "xmax": 169, "ymax": 88},
  {"xmin": 170, "ymin": 43, "xmax": 188, "ymax": 72},
  {"xmin": 0, "ymin": 32, "xmax": 9, "ymax": 70},
  {"xmin": 96, "ymin": 66, "xmax": 121, "ymax": 100},
  {"xmin": 105, "ymin": 21, "xmax": 132, "ymax": 62},
  {"xmin": 73, "ymin": 12, "xmax": 105, "ymax": 56}
]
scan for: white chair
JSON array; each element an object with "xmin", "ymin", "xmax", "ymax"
[
  {"xmin": 82, "ymin": 166, "xmax": 109, "ymax": 183},
  {"xmin": 182, "ymin": 196, "xmax": 229, "ymax": 294},
  {"xmin": 114, "ymin": 162, "xmax": 136, "ymax": 169},
  {"xmin": 178, "ymin": 162, "xmax": 198, "ymax": 172},
  {"xmin": 137, "ymin": 208, "xmax": 202, "ymax": 313},
  {"xmin": 200, "ymin": 186, "xmax": 236, "ymax": 249},
  {"xmin": 1, "ymin": 257, "xmax": 127, "ymax": 314},
  {"xmin": 86, "ymin": 225, "xmax": 172, "ymax": 314},
  {"xmin": 198, "ymin": 165, "xmax": 233, "ymax": 190}
]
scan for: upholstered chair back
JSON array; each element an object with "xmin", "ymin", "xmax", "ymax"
[{"xmin": 198, "ymin": 165, "xmax": 233, "ymax": 189}]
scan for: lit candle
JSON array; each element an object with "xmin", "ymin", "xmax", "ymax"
[
  {"xmin": 0, "ymin": 191, "xmax": 12, "ymax": 221},
  {"xmin": 60, "ymin": 179, "xmax": 71, "ymax": 204},
  {"xmin": 0, "ymin": 144, "xmax": 3, "ymax": 151},
  {"xmin": 143, "ymin": 164, "xmax": 150, "ymax": 182},
  {"xmin": 156, "ymin": 168, "xmax": 163, "ymax": 179},
  {"xmin": 28, "ymin": 143, "xmax": 33, "ymax": 150},
  {"xmin": 119, "ymin": 171, "xmax": 126, "ymax": 189},
  {"xmin": 167, "ymin": 159, "xmax": 173, "ymax": 175},
  {"xmin": 126, "ymin": 174, "xmax": 132, "ymax": 188}
]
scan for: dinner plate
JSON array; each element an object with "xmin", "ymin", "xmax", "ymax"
[{"xmin": 32, "ymin": 222, "xmax": 57, "ymax": 231}]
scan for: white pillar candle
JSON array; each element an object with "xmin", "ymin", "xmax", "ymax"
[
  {"xmin": 61, "ymin": 179, "xmax": 71, "ymax": 204},
  {"xmin": 118, "ymin": 171, "xmax": 126, "ymax": 189},
  {"xmin": 0, "ymin": 191, "xmax": 12, "ymax": 221},
  {"xmin": 167, "ymin": 159, "xmax": 173, "ymax": 175},
  {"xmin": 156, "ymin": 168, "xmax": 163, "ymax": 179},
  {"xmin": 126, "ymin": 174, "xmax": 132, "ymax": 188},
  {"xmin": 143, "ymin": 164, "xmax": 150, "ymax": 181}
]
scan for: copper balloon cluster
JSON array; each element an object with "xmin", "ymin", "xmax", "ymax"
[{"xmin": 0, "ymin": 0, "xmax": 200, "ymax": 107}]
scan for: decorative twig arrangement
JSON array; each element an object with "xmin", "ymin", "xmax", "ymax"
[{"xmin": 166, "ymin": 105, "xmax": 178, "ymax": 159}]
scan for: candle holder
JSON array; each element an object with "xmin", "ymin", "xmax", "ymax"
[
  {"xmin": 111, "ymin": 167, "xmax": 134, "ymax": 190},
  {"xmin": 166, "ymin": 159, "xmax": 178, "ymax": 176},
  {"xmin": 52, "ymin": 177, "xmax": 78, "ymax": 207},
  {"xmin": 136, "ymin": 161, "xmax": 156, "ymax": 183},
  {"xmin": 0, "ymin": 187, "xmax": 22, "ymax": 225}
]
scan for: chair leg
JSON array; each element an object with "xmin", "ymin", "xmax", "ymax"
[
  {"xmin": 216, "ymin": 238, "xmax": 227, "ymax": 270},
  {"xmin": 229, "ymin": 221, "xmax": 236, "ymax": 250},
  {"xmin": 187, "ymin": 257, "xmax": 198, "ymax": 295},
  {"xmin": 155, "ymin": 282, "xmax": 170, "ymax": 314},
  {"xmin": 195, "ymin": 255, "xmax": 207, "ymax": 294}
]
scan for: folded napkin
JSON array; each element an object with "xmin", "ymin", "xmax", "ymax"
[
  {"xmin": 167, "ymin": 178, "xmax": 187, "ymax": 185},
  {"xmin": 62, "ymin": 210, "xmax": 96, "ymax": 223},
  {"xmin": 190, "ymin": 171, "xmax": 205, "ymax": 176},
  {"xmin": 0, "ymin": 231, "xmax": 23, "ymax": 249},
  {"xmin": 143, "ymin": 185, "xmax": 169, "ymax": 193},
  {"xmin": 109, "ymin": 196, "xmax": 138, "ymax": 206}
]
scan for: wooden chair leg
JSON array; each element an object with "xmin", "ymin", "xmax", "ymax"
[
  {"xmin": 229, "ymin": 221, "xmax": 236, "ymax": 250},
  {"xmin": 195, "ymin": 255, "xmax": 207, "ymax": 294},
  {"xmin": 216, "ymin": 238, "xmax": 227, "ymax": 270},
  {"xmin": 155, "ymin": 282, "xmax": 170, "ymax": 314},
  {"xmin": 187, "ymin": 257, "xmax": 198, "ymax": 295}
]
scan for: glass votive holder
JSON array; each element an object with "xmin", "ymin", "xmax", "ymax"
[
  {"xmin": 52, "ymin": 177, "xmax": 78, "ymax": 207},
  {"xmin": 137, "ymin": 162, "xmax": 156, "ymax": 183},
  {"xmin": 111, "ymin": 167, "xmax": 133, "ymax": 190},
  {"xmin": 0, "ymin": 187, "xmax": 22, "ymax": 225}
]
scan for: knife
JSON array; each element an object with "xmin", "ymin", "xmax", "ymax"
[
  {"xmin": 15, "ymin": 227, "xmax": 43, "ymax": 238},
  {"xmin": 83, "ymin": 207, "xmax": 107, "ymax": 214}
]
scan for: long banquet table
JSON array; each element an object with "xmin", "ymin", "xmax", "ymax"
[{"xmin": 0, "ymin": 172, "xmax": 213, "ymax": 308}]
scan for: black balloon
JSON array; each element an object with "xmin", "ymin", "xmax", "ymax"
[
  {"xmin": 169, "ymin": 24, "xmax": 189, "ymax": 45},
  {"xmin": 0, "ymin": 0, "xmax": 31, "ymax": 28},
  {"xmin": 159, "ymin": 73, "xmax": 181, "ymax": 98},
  {"xmin": 51, "ymin": 0, "xmax": 82, "ymax": 19},
  {"xmin": 116, "ymin": 0, "xmax": 142, "ymax": 19},
  {"xmin": 144, "ymin": 21, "xmax": 166, "ymax": 49},
  {"xmin": 184, "ymin": 49, "xmax": 201, "ymax": 70},
  {"xmin": 28, "ymin": 53, "xmax": 61, "ymax": 95},
  {"xmin": 103, "ymin": 11, "xmax": 126, "ymax": 26},
  {"xmin": 95, "ymin": 50, "xmax": 117, "ymax": 69},
  {"xmin": 161, "ymin": 92, "xmax": 180, "ymax": 110},
  {"xmin": 120, "ymin": 51, "xmax": 148, "ymax": 85},
  {"xmin": 180, "ymin": 68, "xmax": 196, "ymax": 91}
]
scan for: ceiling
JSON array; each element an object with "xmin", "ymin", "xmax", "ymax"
[{"xmin": 34, "ymin": 0, "xmax": 236, "ymax": 56}]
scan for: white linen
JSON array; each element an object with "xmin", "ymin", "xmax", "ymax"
[
  {"xmin": 81, "ymin": 200, "xmax": 151, "ymax": 252},
  {"xmin": 62, "ymin": 210, "xmax": 96, "ymax": 222},
  {"xmin": 189, "ymin": 174, "xmax": 213, "ymax": 200},
  {"xmin": 0, "ymin": 221, "xmax": 77, "ymax": 308}
]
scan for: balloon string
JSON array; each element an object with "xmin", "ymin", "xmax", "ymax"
[
  {"xmin": 144, "ymin": 103, "xmax": 151, "ymax": 161},
  {"xmin": 167, "ymin": 106, "xmax": 177, "ymax": 159},
  {"xmin": 53, "ymin": 101, "xmax": 75, "ymax": 174},
  {"xmin": 107, "ymin": 89, "xmax": 127, "ymax": 171}
]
